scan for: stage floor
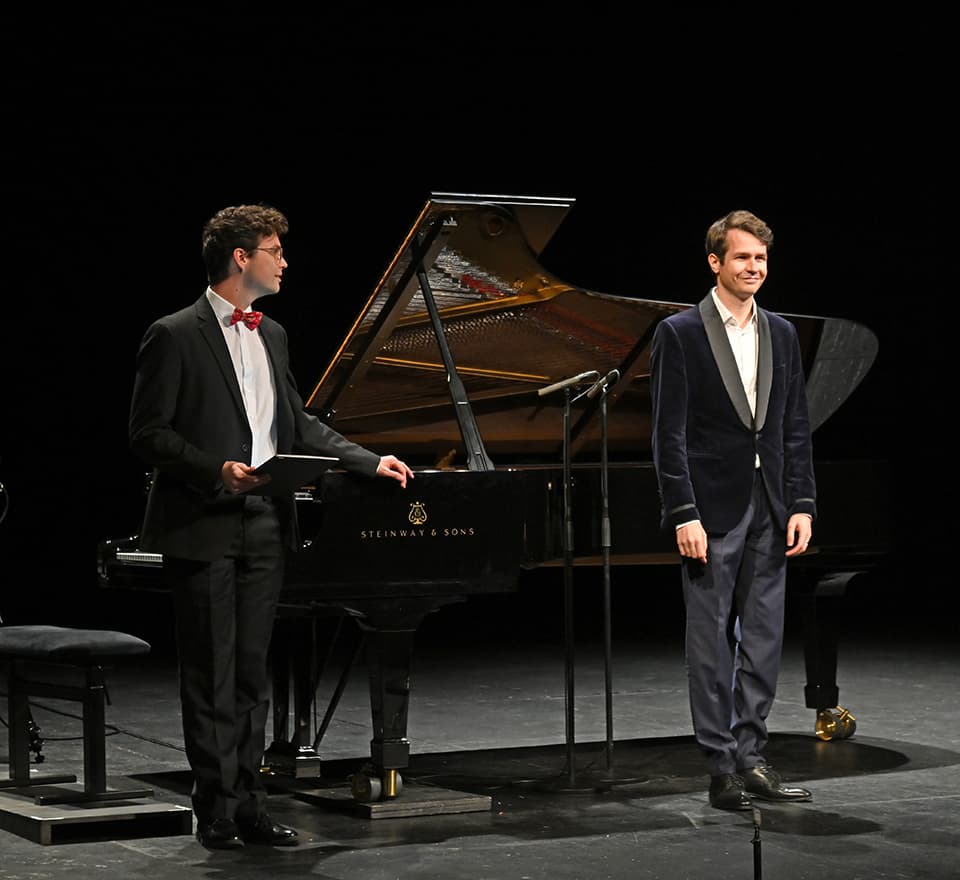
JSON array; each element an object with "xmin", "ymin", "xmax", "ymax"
[{"xmin": 1, "ymin": 582, "xmax": 958, "ymax": 880}]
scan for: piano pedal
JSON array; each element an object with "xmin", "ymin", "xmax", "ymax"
[{"xmin": 815, "ymin": 706, "xmax": 857, "ymax": 741}]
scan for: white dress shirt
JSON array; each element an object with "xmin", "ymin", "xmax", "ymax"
[
  {"xmin": 711, "ymin": 288, "xmax": 758, "ymax": 421},
  {"xmin": 206, "ymin": 288, "xmax": 278, "ymax": 468}
]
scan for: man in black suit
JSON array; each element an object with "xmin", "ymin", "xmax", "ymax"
[
  {"xmin": 129, "ymin": 203, "xmax": 414, "ymax": 849},
  {"xmin": 649, "ymin": 209, "xmax": 815, "ymax": 811}
]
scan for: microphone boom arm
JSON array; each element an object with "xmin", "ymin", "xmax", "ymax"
[{"xmin": 538, "ymin": 370, "xmax": 600, "ymax": 397}]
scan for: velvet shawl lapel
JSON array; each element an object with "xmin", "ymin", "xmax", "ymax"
[{"xmin": 697, "ymin": 294, "xmax": 773, "ymax": 431}]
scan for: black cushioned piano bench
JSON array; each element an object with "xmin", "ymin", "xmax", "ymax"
[{"xmin": 0, "ymin": 625, "xmax": 154, "ymax": 805}]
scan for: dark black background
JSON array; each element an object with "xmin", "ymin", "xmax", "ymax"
[{"xmin": 1, "ymin": 11, "xmax": 953, "ymax": 649}]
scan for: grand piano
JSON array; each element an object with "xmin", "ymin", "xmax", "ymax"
[{"xmin": 98, "ymin": 192, "xmax": 887, "ymax": 802}]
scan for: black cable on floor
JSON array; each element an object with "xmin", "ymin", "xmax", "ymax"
[{"xmin": 0, "ymin": 695, "xmax": 186, "ymax": 753}]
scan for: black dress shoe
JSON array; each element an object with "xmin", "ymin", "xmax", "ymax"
[
  {"xmin": 237, "ymin": 814, "xmax": 299, "ymax": 846},
  {"xmin": 739, "ymin": 765, "xmax": 812, "ymax": 802},
  {"xmin": 196, "ymin": 818, "xmax": 244, "ymax": 850},
  {"xmin": 708, "ymin": 774, "xmax": 752, "ymax": 810}
]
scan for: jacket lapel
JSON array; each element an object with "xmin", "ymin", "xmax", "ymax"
[
  {"xmin": 258, "ymin": 321, "xmax": 293, "ymax": 449},
  {"xmin": 195, "ymin": 295, "xmax": 246, "ymax": 417},
  {"xmin": 698, "ymin": 294, "xmax": 753, "ymax": 429},
  {"xmin": 755, "ymin": 309, "xmax": 772, "ymax": 431}
]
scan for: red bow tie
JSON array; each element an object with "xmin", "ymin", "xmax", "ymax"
[{"xmin": 230, "ymin": 307, "xmax": 263, "ymax": 330}]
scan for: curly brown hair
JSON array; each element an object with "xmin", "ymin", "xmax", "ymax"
[{"xmin": 201, "ymin": 203, "xmax": 289, "ymax": 284}]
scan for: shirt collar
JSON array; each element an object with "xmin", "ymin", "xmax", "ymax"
[
  {"xmin": 711, "ymin": 287, "xmax": 756, "ymax": 328},
  {"xmin": 206, "ymin": 287, "xmax": 241, "ymax": 328}
]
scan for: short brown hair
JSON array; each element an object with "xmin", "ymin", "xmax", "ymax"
[{"xmin": 705, "ymin": 210, "xmax": 773, "ymax": 263}]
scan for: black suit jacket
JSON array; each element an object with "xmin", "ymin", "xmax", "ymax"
[
  {"xmin": 650, "ymin": 292, "xmax": 816, "ymax": 535},
  {"xmin": 129, "ymin": 293, "xmax": 381, "ymax": 561}
]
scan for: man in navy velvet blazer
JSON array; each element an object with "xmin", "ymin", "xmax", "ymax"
[
  {"xmin": 129, "ymin": 204, "xmax": 414, "ymax": 849},
  {"xmin": 650, "ymin": 210, "xmax": 816, "ymax": 811}
]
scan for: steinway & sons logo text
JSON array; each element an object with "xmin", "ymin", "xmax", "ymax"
[{"xmin": 359, "ymin": 501, "xmax": 476, "ymax": 539}]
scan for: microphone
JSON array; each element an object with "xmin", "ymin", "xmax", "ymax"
[
  {"xmin": 537, "ymin": 370, "xmax": 600, "ymax": 397},
  {"xmin": 585, "ymin": 368, "xmax": 621, "ymax": 399}
]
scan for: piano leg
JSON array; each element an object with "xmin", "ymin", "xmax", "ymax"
[
  {"xmin": 795, "ymin": 569, "xmax": 863, "ymax": 740},
  {"xmin": 349, "ymin": 597, "xmax": 463, "ymax": 801},
  {"xmin": 265, "ymin": 611, "xmax": 346, "ymax": 778}
]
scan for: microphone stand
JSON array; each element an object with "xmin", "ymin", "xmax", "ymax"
[
  {"xmin": 536, "ymin": 370, "xmax": 599, "ymax": 788},
  {"xmin": 579, "ymin": 370, "xmax": 618, "ymax": 774},
  {"xmin": 541, "ymin": 369, "xmax": 643, "ymax": 791},
  {"xmin": 752, "ymin": 807, "xmax": 763, "ymax": 879},
  {"xmin": 597, "ymin": 378, "xmax": 615, "ymax": 771},
  {"xmin": 561, "ymin": 385, "xmax": 576, "ymax": 786}
]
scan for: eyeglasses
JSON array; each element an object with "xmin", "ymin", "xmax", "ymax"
[{"xmin": 248, "ymin": 246, "xmax": 284, "ymax": 262}]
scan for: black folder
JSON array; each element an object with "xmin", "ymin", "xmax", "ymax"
[{"xmin": 250, "ymin": 455, "xmax": 339, "ymax": 496}]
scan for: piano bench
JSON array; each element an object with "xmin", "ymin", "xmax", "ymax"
[{"xmin": 0, "ymin": 625, "xmax": 155, "ymax": 805}]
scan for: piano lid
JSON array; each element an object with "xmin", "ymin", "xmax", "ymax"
[{"xmin": 304, "ymin": 192, "xmax": 878, "ymax": 468}]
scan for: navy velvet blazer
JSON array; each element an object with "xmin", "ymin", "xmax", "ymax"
[
  {"xmin": 650, "ymin": 292, "xmax": 816, "ymax": 535},
  {"xmin": 129, "ymin": 294, "xmax": 381, "ymax": 561}
]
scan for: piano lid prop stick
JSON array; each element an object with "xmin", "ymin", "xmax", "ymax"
[{"xmin": 537, "ymin": 370, "xmax": 600, "ymax": 397}]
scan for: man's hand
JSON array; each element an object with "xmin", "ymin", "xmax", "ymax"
[
  {"xmin": 785, "ymin": 513, "xmax": 813, "ymax": 557},
  {"xmin": 377, "ymin": 455, "xmax": 415, "ymax": 489},
  {"xmin": 676, "ymin": 521, "xmax": 708, "ymax": 563},
  {"xmin": 222, "ymin": 461, "xmax": 268, "ymax": 494}
]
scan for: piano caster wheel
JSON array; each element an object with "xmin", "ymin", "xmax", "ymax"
[
  {"xmin": 350, "ymin": 769, "xmax": 404, "ymax": 802},
  {"xmin": 816, "ymin": 706, "xmax": 857, "ymax": 741},
  {"xmin": 351, "ymin": 772, "xmax": 381, "ymax": 802}
]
